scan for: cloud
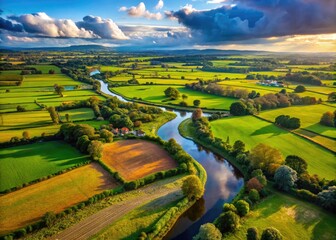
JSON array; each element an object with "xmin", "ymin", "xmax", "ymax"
[
  {"xmin": 120, "ymin": 2, "xmax": 162, "ymax": 20},
  {"xmin": 0, "ymin": 17, "xmax": 24, "ymax": 32},
  {"xmin": 169, "ymin": 0, "xmax": 336, "ymax": 43},
  {"xmin": 155, "ymin": 0, "xmax": 164, "ymax": 10},
  {"xmin": 8, "ymin": 12, "xmax": 97, "ymax": 38},
  {"xmin": 76, "ymin": 15, "xmax": 128, "ymax": 40}
]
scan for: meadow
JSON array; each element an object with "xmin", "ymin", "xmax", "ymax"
[
  {"xmin": 0, "ymin": 162, "xmax": 118, "ymax": 234},
  {"xmin": 0, "ymin": 141, "xmax": 90, "ymax": 191},
  {"xmin": 113, "ymin": 85, "xmax": 237, "ymax": 110},
  {"xmin": 226, "ymin": 191, "xmax": 336, "ymax": 240},
  {"xmin": 211, "ymin": 116, "xmax": 336, "ymax": 179},
  {"xmin": 102, "ymin": 139, "xmax": 178, "ymax": 181}
]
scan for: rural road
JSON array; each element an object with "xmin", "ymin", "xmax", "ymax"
[{"xmin": 50, "ymin": 184, "xmax": 182, "ymax": 240}]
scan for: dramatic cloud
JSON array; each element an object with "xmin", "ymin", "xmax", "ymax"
[
  {"xmin": 155, "ymin": 0, "xmax": 164, "ymax": 10},
  {"xmin": 0, "ymin": 17, "xmax": 24, "ymax": 32},
  {"xmin": 8, "ymin": 12, "xmax": 96, "ymax": 38},
  {"xmin": 76, "ymin": 16, "xmax": 128, "ymax": 40},
  {"xmin": 169, "ymin": 0, "xmax": 336, "ymax": 43},
  {"xmin": 120, "ymin": 2, "xmax": 162, "ymax": 20}
]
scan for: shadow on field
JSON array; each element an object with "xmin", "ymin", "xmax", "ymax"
[{"xmin": 250, "ymin": 125, "xmax": 285, "ymax": 137}]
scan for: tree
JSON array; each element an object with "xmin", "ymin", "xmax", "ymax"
[
  {"xmin": 182, "ymin": 94, "xmax": 188, "ymax": 101},
  {"xmin": 16, "ymin": 105, "xmax": 26, "ymax": 112},
  {"xmin": 261, "ymin": 227, "xmax": 283, "ymax": 240},
  {"xmin": 164, "ymin": 87, "xmax": 180, "ymax": 99},
  {"xmin": 47, "ymin": 106, "xmax": 59, "ymax": 124},
  {"xmin": 249, "ymin": 189, "xmax": 260, "ymax": 203},
  {"xmin": 274, "ymin": 165, "xmax": 297, "ymax": 192},
  {"xmin": 49, "ymin": 69, "xmax": 55, "ymax": 74},
  {"xmin": 181, "ymin": 175, "xmax": 204, "ymax": 200},
  {"xmin": 247, "ymin": 177, "xmax": 264, "ymax": 192},
  {"xmin": 193, "ymin": 99, "xmax": 201, "ymax": 107},
  {"xmin": 317, "ymin": 186, "xmax": 336, "ymax": 212},
  {"xmin": 232, "ymin": 140, "xmax": 245, "ymax": 155},
  {"xmin": 100, "ymin": 129, "xmax": 113, "ymax": 143},
  {"xmin": 87, "ymin": 140, "xmax": 104, "ymax": 161},
  {"xmin": 223, "ymin": 203, "xmax": 237, "ymax": 213},
  {"xmin": 285, "ymin": 155, "xmax": 307, "ymax": 175},
  {"xmin": 54, "ymin": 84, "xmax": 65, "ymax": 97},
  {"xmin": 230, "ymin": 102, "xmax": 247, "ymax": 116},
  {"xmin": 247, "ymin": 227, "xmax": 259, "ymax": 240},
  {"xmin": 234, "ymin": 200, "xmax": 250, "ymax": 216},
  {"xmin": 192, "ymin": 108, "xmax": 203, "ymax": 122},
  {"xmin": 320, "ymin": 111, "xmax": 335, "ymax": 127},
  {"xmin": 216, "ymin": 211, "xmax": 240, "ymax": 233},
  {"xmin": 328, "ymin": 92, "xmax": 336, "ymax": 102},
  {"xmin": 193, "ymin": 223, "xmax": 222, "ymax": 240},
  {"xmin": 249, "ymin": 143, "xmax": 284, "ymax": 176},
  {"xmin": 287, "ymin": 117, "xmax": 300, "ymax": 129},
  {"xmin": 65, "ymin": 113, "xmax": 70, "ymax": 122},
  {"xmin": 22, "ymin": 131, "xmax": 30, "ymax": 140},
  {"xmin": 43, "ymin": 212, "xmax": 56, "ymax": 228},
  {"xmin": 294, "ymin": 85, "xmax": 306, "ymax": 93}
]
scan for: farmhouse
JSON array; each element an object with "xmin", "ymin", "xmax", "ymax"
[
  {"xmin": 136, "ymin": 130, "xmax": 146, "ymax": 137},
  {"xmin": 257, "ymin": 80, "xmax": 284, "ymax": 87}
]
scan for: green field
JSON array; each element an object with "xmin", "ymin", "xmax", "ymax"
[
  {"xmin": 227, "ymin": 191, "xmax": 336, "ymax": 240},
  {"xmin": 211, "ymin": 116, "xmax": 336, "ymax": 179},
  {"xmin": 26, "ymin": 64, "xmax": 61, "ymax": 74},
  {"xmin": 259, "ymin": 105, "xmax": 336, "ymax": 138},
  {"xmin": 0, "ymin": 141, "xmax": 90, "ymax": 191},
  {"xmin": 112, "ymin": 85, "xmax": 237, "ymax": 110}
]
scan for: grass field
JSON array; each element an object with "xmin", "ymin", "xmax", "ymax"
[
  {"xmin": 258, "ymin": 105, "xmax": 336, "ymax": 139},
  {"xmin": 211, "ymin": 116, "xmax": 336, "ymax": 179},
  {"xmin": 227, "ymin": 191, "xmax": 336, "ymax": 240},
  {"xmin": 102, "ymin": 139, "xmax": 178, "ymax": 181},
  {"xmin": 0, "ymin": 141, "xmax": 91, "ymax": 191},
  {"xmin": 26, "ymin": 65, "xmax": 61, "ymax": 74},
  {"xmin": 0, "ymin": 162, "xmax": 118, "ymax": 234},
  {"xmin": 112, "ymin": 85, "xmax": 237, "ymax": 110}
]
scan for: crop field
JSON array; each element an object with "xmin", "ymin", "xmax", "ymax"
[
  {"xmin": 211, "ymin": 116, "xmax": 336, "ymax": 179},
  {"xmin": 136, "ymin": 78, "xmax": 198, "ymax": 85},
  {"xmin": 0, "ymin": 141, "xmax": 91, "ymax": 191},
  {"xmin": 0, "ymin": 111, "xmax": 52, "ymax": 130},
  {"xmin": 227, "ymin": 191, "xmax": 336, "ymax": 240},
  {"xmin": 0, "ymin": 125, "xmax": 60, "ymax": 142},
  {"xmin": 258, "ymin": 104, "xmax": 336, "ymax": 139},
  {"xmin": 113, "ymin": 85, "xmax": 237, "ymax": 110},
  {"xmin": 102, "ymin": 139, "xmax": 178, "ymax": 181},
  {"xmin": 26, "ymin": 64, "xmax": 61, "ymax": 74},
  {"xmin": 0, "ymin": 162, "xmax": 118, "ymax": 234}
]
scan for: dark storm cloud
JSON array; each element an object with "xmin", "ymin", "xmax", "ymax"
[
  {"xmin": 0, "ymin": 17, "xmax": 24, "ymax": 32},
  {"xmin": 169, "ymin": 0, "xmax": 336, "ymax": 43}
]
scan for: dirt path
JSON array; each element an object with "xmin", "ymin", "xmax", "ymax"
[{"xmin": 50, "ymin": 184, "xmax": 181, "ymax": 240}]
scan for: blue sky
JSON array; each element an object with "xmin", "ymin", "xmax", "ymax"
[{"xmin": 1, "ymin": 0, "xmax": 335, "ymax": 51}]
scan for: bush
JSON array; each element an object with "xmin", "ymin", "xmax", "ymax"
[
  {"xmin": 235, "ymin": 200, "xmax": 250, "ymax": 216},
  {"xmin": 294, "ymin": 189, "xmax": 318, "ymax": 203},
  {"xmin": 193, "ymin": 223, "xmax": 222, "ymax": 240},
  {"xmin": 216, "ymin": 211, "xmax": 240, "ymax": 233},
  {"xmin": 43, "ymin": 211, "xmax": 57, "ymax": 227},
  {"xmin": 294, "ymin": 85, "xmax": 306, "ymax": 93},
  {"xmin": 223, "ymin": 203, "xmax": 237, "ymax": 213},
  {"xmin": 247, "ymin": 227, "xmax": 259, "ymax": 240},
  {"xmin": 261, "ymin": 227, "xmax": 283, "ymax": 240},
  {"xmin": 182, "ymin": 175, "xmax": 204, "ymax": 200}
]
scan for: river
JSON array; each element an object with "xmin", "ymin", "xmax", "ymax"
[{"xmin": 98, "ymin": 81, "xmax": 244, "ymax": 239}]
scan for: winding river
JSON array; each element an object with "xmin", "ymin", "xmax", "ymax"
[{"xmin": 99, "ymin": 81, "xmax": 244, "ymax": 239}]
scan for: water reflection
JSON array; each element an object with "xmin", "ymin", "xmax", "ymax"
[{"xmin": 98, "ymin": 80, "xmax": 244, "ymax": 240}]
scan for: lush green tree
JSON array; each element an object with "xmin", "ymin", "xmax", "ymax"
[
  {"xmin": 54, "ymin": 84, "xmax": 65, "ymax": 97},
  {"xmin": 287, "ymin": 117, "xmax": 301, "ymax": 129},
  {"xmin": 192, "ymin": 108, "xmax": 203, "ymax": 122},
  {"xmin": 193, "ymin": 223, "xmax": 222, "ymax": 240},
  {"xmin": 73, "ymin": 124, "xmax": 95, "ymax": 140},
  {"xmin": 181, "ymin": 175, "xmax": 204, "ymax": 200},
  {"xmin": 230, "ymin": 101, "xmax": 247, "ymax": 116},
  {"xmin": 285, "ymin": 155, "xmax": 308, "ymax": 175},
  {"xmin": 180, "ymin": 101, "xmax": 188, "ymax": 107},
  {"xmin": 76, "ymin": 135, "xmax": 90, "ymax": 153},
  {"xmin": 88, "ymin": 140, "xmax": 104, "ymax": 161},
  {"xmin": 247, "ymin": 227, "xmax": 259, "ymax": 240},
  {"xmin": 223, "ymin": 203, "xmax": 237, "ymax": 213},
  {"xmin": 216, "ymin": 211, "xmax": 240, "ymax": 233},
  {"xmin": 164, "ymin": 87, "xmax": 180, "ymax": 99},
  {"xmin": 317, "ymin": 186, "xmax": 336, "ymax": 212},
  {"xmin": 249, "ymin": 189, "xmax": 260, "ymax": 203},
  {"xmin": 100, "ymin": 129, "xmax": 113, "ymax": 143},
  {"xmin": 294, "ymin": 85, "xmax": 306, "ymax": 93},
  {"xmin": 43, "ymin": 212, "xmax": 56, "ymax": 228},
  {"xmin": 193, "ymin": 99, "xmax": 201, "ymax": 107},
  {"xmin": 65, "ymin": 113, "xmax": 70, "ymax": 122},
  {"xmin": 47, "ymin": 106, "xmax": 59, "ymax": 124},
  {"xmin": 182, "ymin": 94, "xmax": 188, "ymax": 101},
  {"xmin": 49, "ymin": 69, "xmax": 55, "ymax": 74},
  {"xmin": 16, "ymin": 105, "xmax": 26, "ymax": 112},
  {"xmin": 235, "ymin": 200, "xmax": 250, "ymax": 216},
  {"xmin": 232, "ymin": 140, "xmax": 245, "ymax": 155},
  {"xmin": 274, "ymin": 165, "xmax": 297, "ymax": 192},
  {"xmin": 249, "ymin": 143, "xmax": 284, "ymax": 176},
  {"xmin": 261, "ymin": 227, "xmax": 283, "ymax": 240}
]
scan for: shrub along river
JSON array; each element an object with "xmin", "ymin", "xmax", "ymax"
[{"xmin": 99, "ymin": 81, "xmax": 244, "ymax": 239}]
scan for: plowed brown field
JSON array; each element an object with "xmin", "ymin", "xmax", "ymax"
[{"xmin": 102, "ymin": 139, "xmax": 178, "ymax": 181}]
